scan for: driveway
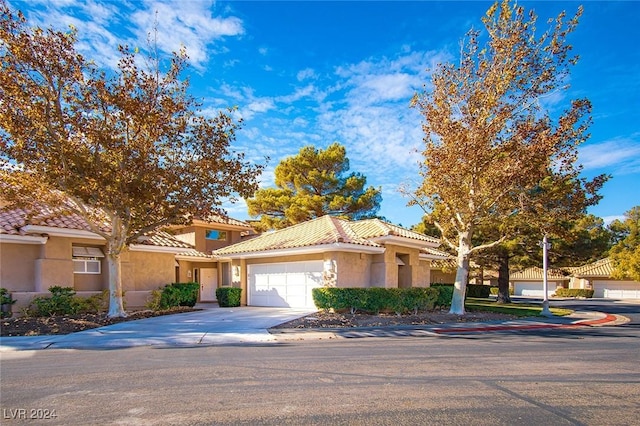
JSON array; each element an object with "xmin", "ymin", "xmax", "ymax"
[{"xmin": 0, "ymin": 306, "xmax": 315, "ymax": 351}]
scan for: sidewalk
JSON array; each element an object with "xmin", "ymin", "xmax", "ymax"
[{"xmin": 0, "ymin": 308, "xmax": 628, "ymax": 352}]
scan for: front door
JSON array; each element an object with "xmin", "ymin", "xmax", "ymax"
[{"xmin": 200, "ymin": 268, "xmax": 218, "ymax": 302}]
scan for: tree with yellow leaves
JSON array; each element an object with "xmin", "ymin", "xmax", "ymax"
[
  {"xmin": 410, "ymin": 0, "xmax": 606, "ymax": 314},
  {"xmin": 0, "ymin": 3, "xmax": 262, "ymax": 317}
]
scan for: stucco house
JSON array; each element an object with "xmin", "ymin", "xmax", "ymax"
[
  {"xmin": 213, "ymin": 215, "xmax": 443, "ymax": 308},
  {"xmin": 0, "ymin": 205, "xmax": 253, "ymax": 310},
  {"xmin": 509, "ymin": 267, "xmax": 570, "ymax": 297},
  {"xmin": 568, "ymin": 258, "xmax": 640, "ymax": 299}
]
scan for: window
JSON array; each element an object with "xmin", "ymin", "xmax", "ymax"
[
  {"xmin": 205, "ymin": 230, "xmax": 227, "ymax": 241},
  {"xmin": 73, "ymin": 246, "xmax": 104, "ymax": 275}
]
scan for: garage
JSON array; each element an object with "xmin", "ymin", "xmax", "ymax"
[
  {"xmin": 592, "ymin": 280, "xmax": 640, "ymax": 299},
  {"xmin": 513, "ymin": 282, "xmax": 560, "ymax": 297},
  {"xmin": 248, "ymin": 261, "xmax": 324, "ymax": 308}
]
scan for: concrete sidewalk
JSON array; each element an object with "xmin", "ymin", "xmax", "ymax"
[
  {"xmin": 0, "ymin": 307, "xmax": 628, "ymax": 351},
  {"xmin": 0, "ymin": 306, "xmax": 315, "ymax": 351}
]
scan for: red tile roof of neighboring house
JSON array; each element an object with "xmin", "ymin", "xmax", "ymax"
[
  {"xmin": 569, "ymin": 258, "xmax": 614, "ymax": 278},
  {"xmin": 1, "ymin": 205, "xmax": 201, "ymax": 252},
  {"xmin": 214, "ymin": 215, "xmax": 440, "ymax": 256},
  {"xmin": 510, "ymin": 267, "xmax": 569, "ymax": 281},
  {"xmin": 0, "ymin": 205, "xmax": 101, "ymax": 235}
]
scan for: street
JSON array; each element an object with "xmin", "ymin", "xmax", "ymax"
[{"xmin": 1, "ymin": 300, "xmax": 639, "ymax": 425}]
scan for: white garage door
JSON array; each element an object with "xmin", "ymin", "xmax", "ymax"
[
  {"xmin": 593, "ymin": 280, "xmax": 640, "ymax": 299},
  {"xmin": 248, "ymin": 261, "xmax": 323, "ymax": 308},
  {"xmin": 514, "ymin": 282, "xmax": 559, "ymax": 297}
]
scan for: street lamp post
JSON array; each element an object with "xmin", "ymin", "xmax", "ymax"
[{"xmin": 540, "ymin": 234, "xmax": 553, "ymax": 317}]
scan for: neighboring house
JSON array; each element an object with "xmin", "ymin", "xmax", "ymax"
[
  {"xmin": 509, "ymin": 267, "xmax": 570, "ymax": 297},
  {"xmin": 0, "ymin": 205, "xmax": 252, "ymax": 310},
  {"xmin": 429, "ymin": 253, "xmax": 498, "ymax": 286},
  {"xmin": 568, "ymin": 258, "xmax": 640, "ymax": 299},
  {"xmin": 213, "ymin": 215, "xmax": 442, "ymax": 309}
]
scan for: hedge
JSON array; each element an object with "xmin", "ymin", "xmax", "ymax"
[
  {"xmin": 216, "ymin": 287, "xmax": 242, "ymax": 307},
  {"xmin": 157, "ymin": 282, "xmax": 199, "ymax": 309},
  {"xmin": 311, "ymin": 287, "xmax": 439, "ymax": 315},
  {"xmin": 554, "ymin": 288, "xmax": 594, "ymax": 298}
]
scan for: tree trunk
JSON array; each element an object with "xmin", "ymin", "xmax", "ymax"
[
  {"xmin": 106, "ymin": 251, "xmax": 126, "ymax": 317},
  {"xmin": 450, "ymin": 231, "xmax": 472, "ymax": 315},
  {"xmin": 496, "ymin": 251, "xmax": 512, "ymax": 304}
]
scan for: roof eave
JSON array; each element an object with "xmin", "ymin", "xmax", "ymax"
[
  {"xmin": 0, "ymin": 233, "xmax": 48, "ymax": 244},
  {"xmin": 371, "ymin": 235, "xmax": 439, "ymax": 249},
  {"xmin": 215, "ymin": 242, "xmax": 385, "ymax": 259},
  {"xmin": 21, "ymin": 225, "xmax": 105, "ymax": 241}
]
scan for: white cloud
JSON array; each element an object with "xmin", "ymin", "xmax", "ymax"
[
  {"xmin": 297, "ymin": 68, "xmax": 317, "ymax": 81},
  {"xmin": 132, "ymin": 0, "xmax": 244, "ymax": 70},
  {"xmin": 579, "ymin": 137, "xmax": 640, "ymax": 174}
]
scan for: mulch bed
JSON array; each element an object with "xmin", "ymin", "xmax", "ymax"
[
  {"xmin": 1, "ymin": 308, "xmax": 519, "ymax": 337},
  {"xmin": 271, "ymin": 309, "xmax": 518, "ymax": 329},
  {"xmin": 0, "ymin": 307, "xmax": 198, "ymax": 337}
]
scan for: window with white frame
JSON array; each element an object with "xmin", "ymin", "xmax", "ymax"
[
  {"xmin": 205, "ymin": 229, "xmax": 227, "ymax": 241},
  {"xmin": 72, "ymin": 246, "xmax": 104, "ymax": 274}
]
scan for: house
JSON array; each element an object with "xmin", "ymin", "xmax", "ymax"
[
  {"xmin": 0, "ymin": 205, "xmax": 252, "ymax": 310},
  {"xmin": 509, "ymin": 267, "xmax": 570, "ymax": 297},
  {"xmin": 170, "ymin": 218, "xmax": 256, "ymax": 302},
  {"xmin": 568, "ymin": 258, "xmax": 640, "ymax": 299},
  {"xmin": 212, "ymin": 215, "xmax": 442, "ymax": 308}
]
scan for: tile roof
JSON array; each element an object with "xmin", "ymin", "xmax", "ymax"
[
  {"xmin": 510, "ymin": 267, "xmax": 569, "ymax": 281},
  {"xmin": 1, "ymin": 206, "xmax": 197, "ymax": 251},
  {"xmin": 349, "ymin": 219, "xmax": 440, "ymax": 244},
  {"xmin": 134, "ymin": 231, "xmax": 194, "ymax": 249},
  {"xmin": 214, "ymin": 215, "xmax": 439, "ymax": 256},
  {"xmin": 196, "ymin": 215, "xmax": 254, "ymax": 229},
  {"xmin": 569, "ymin": 258, "xmax": 614, "ymax": 277},
  {"xmin": 0, "ymin": 205, "xmax": 99, "ymax": 235}
]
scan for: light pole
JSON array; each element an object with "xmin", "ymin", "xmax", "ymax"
[{"xmin": 540, "ymin": 234, "xmax": 553, "ymax": 317}]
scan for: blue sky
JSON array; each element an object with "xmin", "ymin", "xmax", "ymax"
[{"xmin": 9, "ymin": 0, "xmax": 640, "ymax": 227}]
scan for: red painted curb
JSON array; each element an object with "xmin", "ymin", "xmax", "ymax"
[{"xmin": 432, "ymin": 313, "xmax": 618, "ymax": 334}]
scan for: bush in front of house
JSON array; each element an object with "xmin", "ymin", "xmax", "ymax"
[
  {"xmin": 555, "ymin": 288, "xmax": 594, "ymax": 298},
  {"xmin": 466, "ymin": 284, "xmax": 491, "ymax": 298},
  {"xmin": 1, "ymin": 287, "xmax": 17, "ymax": 318},
  {"xmin": 490, "ymin": 286, "xmax": 515, "ymax": 296},
  {"xmin": 311, "ymin": 287, "xmax": 439, "ymax": 315},
  {"xmin": 151, "ymin": 282, "xmax": 199, "ymax": 310},
  {"xmin": 430, "ymin": 284, "xmax": 454, "ymax": 308},
  {"xmin": 28, "ymin": 286, "xmax": 82, "ymax": 316},
  {"xmin": 216, "ymin": 287, "xmax": 242, "ymax": 307}
]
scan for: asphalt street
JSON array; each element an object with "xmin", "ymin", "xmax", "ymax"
[{"xmin": 1, "ymin": 299, "xmax": 639, "ymax": 425}]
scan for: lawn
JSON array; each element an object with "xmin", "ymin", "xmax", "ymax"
[{"xmin": 466, "ymin": 298, "xmax": 573, "ymax": 317}]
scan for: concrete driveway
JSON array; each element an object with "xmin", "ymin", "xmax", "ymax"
[{"xmin": 0, "ymin": 306, "xmax": 315, "ymax": 351}]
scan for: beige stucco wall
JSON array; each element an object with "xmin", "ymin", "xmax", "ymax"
[
  {"xmin": 125, "ymin": 250, "xmax": 176, "ymax": 291},
  {"xmin": 0, "ymin": 242, "xmax": 40, "ymax": 292},
  {"xmin": 330, "ymin": 251, "xmax": 370, "ymax": 288}
]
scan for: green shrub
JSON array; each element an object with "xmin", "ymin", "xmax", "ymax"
[
  {"xmin": 77, "ymin": 292, "xmax": 108, "ymax": 313},
  {"xmin": 466, "ymin": 284, "xmax": 491, "ymax": 298},
  {"xmin": 1, "ymin": 288, "xmax": 17, "ymax": 319},
  {"xmin": 151, "ymin": 282, "xmax": 199, "ymax": 310},
  {"xmin": 311, "ymin": 287, "xmax": 440, "ymax": 314},
  {"xmin": 555, "ymin": 288, "xmax": 594, "ymax": 298},
  {"xmin": 490, "ymin": 286, "xmax": 515, "ymax": 296},
  {"xmin": 28, "ymin": 286, "xmax": 81, "ymax": 317},
  {"xmin": 431, "ymin": 284, "xmax": 453, "ymax": 308},
  {"xmin": 216, "ymin": 287, "xmax": 242, "ymax": 307}
]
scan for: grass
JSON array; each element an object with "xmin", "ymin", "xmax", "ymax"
[{"xmin": 465, "ymin": 298, "xmax": 573, "ymax": 317}]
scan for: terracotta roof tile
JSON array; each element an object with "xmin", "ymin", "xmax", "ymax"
[
  {"xmin": 214, "ymin": 215, "xmax": 439, "ymax": 256},
  {"xmin": 134, "ymin": 231, "xmax": 194, "ymax": 249},
  {"xmin": 569, "ymin": 258, "xmax": 614, "ymax": 277},
  {"xmin": 349, "ymin": 219, "xmax": 440, "ymax": 244},
  {"xmin": 510, "ymin": 267, "xmax": 569, "ymax": 281},
  {"xmin": 198, "ymin": 215, "xmax": 253, "ymax": 229}
]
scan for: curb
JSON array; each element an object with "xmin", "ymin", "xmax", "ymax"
[{"xmin": 271, "ymin": 311, "xmax": 629, "ymax": 341}]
